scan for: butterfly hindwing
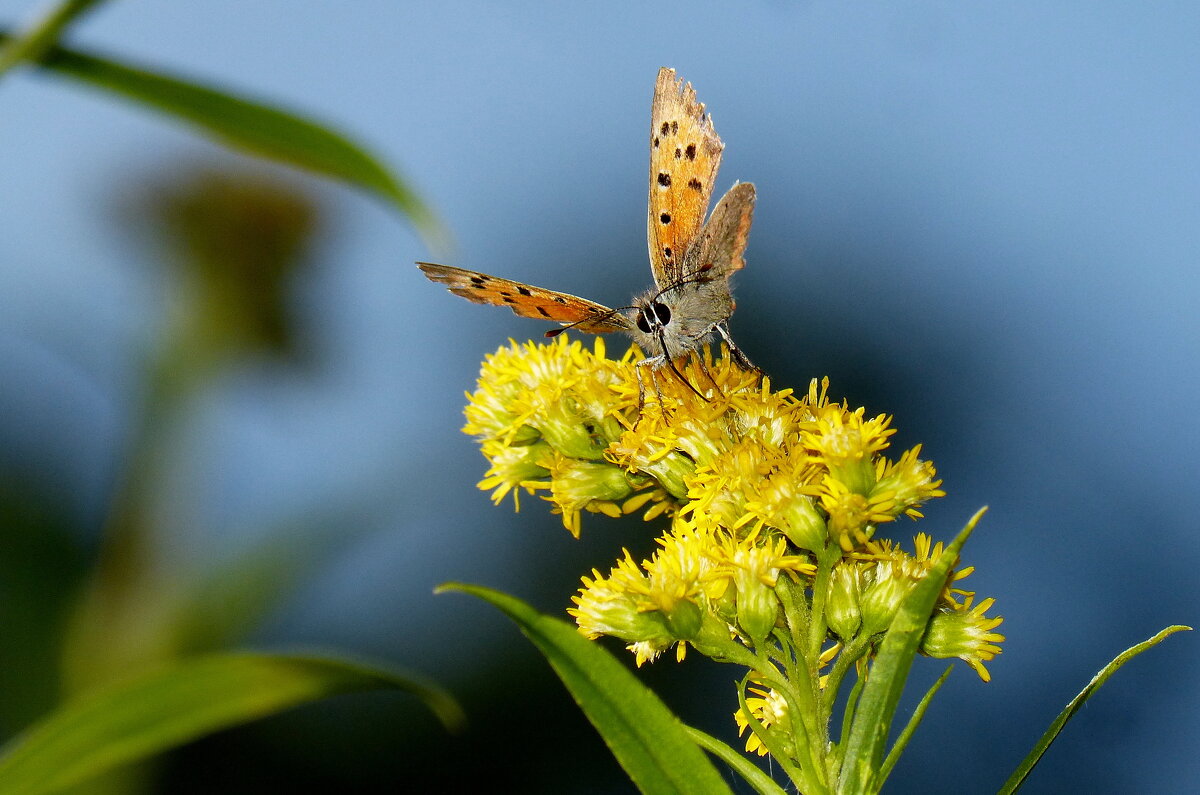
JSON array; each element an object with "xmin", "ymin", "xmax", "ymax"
[
  {"xmin": 681, "ymin": 182, "xmax": 755, "ymax": 283},
  {"xmin": 417, "ymin": 263, "xmax": 632, "ymax": 334},
  {"xmin": 647, "ymin": 67, "xmax": 724, "ymax": 289}
]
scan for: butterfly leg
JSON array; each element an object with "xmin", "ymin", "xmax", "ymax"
[
  {"xmin": 634, "ymin": 356, "xmax": 674, "ymax": 424},
  {"xmin": 694, "ymin": 348, "xmax": 726, "ymax": 399},
  {"xmin": 716, "ymin": 323, "xmax": 760, "ymax": 373},
  {"xmin": 634, "ymin": 360, "xmax": 649, "ymax": 419}
]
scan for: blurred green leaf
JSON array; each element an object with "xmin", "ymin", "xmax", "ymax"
[
  {"xmin": 0, "ymin": 652, "xmax": 464, "ymax": 795},
  {"xmin": 0, "ymin": 0, "xmax": 107, "ymax": 77},
  {"xmin": 443, "ymin": 583, "xmax": 733, "ymax": 795},
  {"xmin": 0, "ymin": 485, "xmax": 88, "ymax": 735},
  {"xmin": 837, "ymin": 508, "xmax": 986, "ymax": 795},
  {"xmin": 0, "ymin": 29, "xmax": 447, "ymax": 251},
  {"xmin": 997, "ymin": 624, "xmax": 1192, "ymax": 795}
]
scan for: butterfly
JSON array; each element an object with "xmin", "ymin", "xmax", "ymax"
[{"xmin": 418, "ymin": 67, "xmax": 757, "ymax": 396}]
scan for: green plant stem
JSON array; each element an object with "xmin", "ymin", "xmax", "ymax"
[
  {"xmin": 683, "ymin": 726, "xmax": 788, "ymax": 795},
  {"xmin": 0, "ymin": 0, "xmax": 109, "ymax": 77},
  {"xmin": 806, "ymin": 543, "xmax": 840, "ymax": 664},
  {"xmin": 837, "ymin": 673, "xmax": 865, "ymax": 754},
  {"xmin": 60, "ymin": 293, "xmax": 225, "ymax": 692},
  {"xmin": 823, "ymin": 634, "xmax": 871, "ymax": 709}
]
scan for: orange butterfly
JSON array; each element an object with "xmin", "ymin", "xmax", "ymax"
[{"xmin": 419, "ymin": 67, "xmax": 756, "ymax": 391}]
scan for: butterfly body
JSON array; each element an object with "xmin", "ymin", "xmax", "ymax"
[{"xmin": 419, "ymin": 68, "xmax": 757, "ymax": 377}]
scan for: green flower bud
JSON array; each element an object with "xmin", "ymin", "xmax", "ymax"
[
  {"xmin": 826, "ymin": 562, "xmax": 863, "ymax": 640},
  {"xmin": 664, "ymin": 597, "xmax": 704, "ymax": 640},
  {"xmin": 737, "ymin": 575, "xmax": 779, "ymax": 644}
]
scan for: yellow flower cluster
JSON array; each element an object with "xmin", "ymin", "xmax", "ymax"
[{"xmin": 462, "ymin": 337, "xmax": 1004, "ymax": 682}]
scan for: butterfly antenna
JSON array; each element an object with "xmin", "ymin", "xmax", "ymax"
[
  {"xmin": 544, "ymin": 305, "xmax": 636, "ymax": 338},
  {"xmin": 650, "ymin": 265, "xmax": 719, "ymax": 304}
]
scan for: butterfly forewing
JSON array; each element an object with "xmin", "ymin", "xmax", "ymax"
[
  {"xmin": 647, "ymin": 68, "xmax": 724, "ymax": 288},
  {"xmin": 416, "ymin": 263, "xmax": 631, "ymax": 333}
]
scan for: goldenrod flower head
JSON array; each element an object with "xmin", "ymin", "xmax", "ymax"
[
  {"xmin": 571, "ymin": 524, "xmax": 729, "ymax": 664},
  {"xmin": 857, "ymin": 534, "xmax": 941, "ymax": 635},
  {"xmin": 709, "ymin": 531, "xmax": 815, "ymax": 642},
  {"xmin": 803, "ymin": 403, "xmax": 894, "ymax": 495},
  {"xmin": 821, "ymin": 476, "xmax": 887, "ymax": 549},
  {"xmin": 735, "ymin": 686, "xmax": 795, "ymax": 758},
  {"xmin": 826, "ymin": 560, "xmax": 865, "ymax": 641},
  {"xmin": 475, "ymin": 439, "xmax": 551, "ymax": 509},
  {"xmin": 606, "ymin": 425, "xmax": 697, "ymax": 501},
  {"xmin": 871, "ymin": 445, "xmax": 946, "ymax": 520},
  {"xmin": 640, "ymin": 526, "xmax": 724, "ymax": 640},
  {"xmin": 680, "ymin": 440, "xmax": 766, "ymax": 536},
  {"xmin": 852, "ymin": 533, "xmax": 986, "ymax": 643},
  {"xmin": 858, "ymin": 557, "xmax": 916, "ymax": 636},
  {"xmin": 464, "ymin": 337, "xmax": 584, "ymax": 442},
  {"xmin": 922, "ymin": 595, "xmax": 1005, "ymax": 682},
  {"xmin": 739, "ymin": 460, "xmax": 827, "ymax": 553},
  {"xmin": 544, "ymin": 453, "xmax": 636, "ymax": 538},
  {"xmin": 569, "ymin": 550, "xmax": 676, "ymax": 662}
]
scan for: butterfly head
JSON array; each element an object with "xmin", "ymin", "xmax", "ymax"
[{"xmin": 634, "ymin": 300, "xmax": 672, "ymax": 335}]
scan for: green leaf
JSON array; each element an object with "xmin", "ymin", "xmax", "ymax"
[
  {"xmin": 837, "ymin": 507, "xmax": 987, "ymax": 795},
  {"xmin": 443, "ymin": 583, "xmax": 733, "ymax": 795},
  {"xmin": 683, "ymin": 725, "xmax": 786, "ymax": 795},
  {"xmin": 0, "ymin": 652, "xmax": 463, "ymax": 795},
  {"xmin": 0, "ymin": 0, "xmax": 107, "ymax": 77},
  {"xmin": 876, "ymin": 664, "xmax": 952, "ymax": 785},
  {"xmin": 997, "ymin": 624, "xmax": 1192, "ymax": 795},
  {"xmin": 0, "ymin": 29, "xmax": 447, "ymax": 251}
]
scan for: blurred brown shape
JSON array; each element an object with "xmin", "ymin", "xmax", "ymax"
[{"xmin": 135, "ymin": 164, "xmax": 322, "ymax": 362}]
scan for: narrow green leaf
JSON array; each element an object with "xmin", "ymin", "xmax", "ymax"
[
  {"xmin": 683, "ymin": 725, "xmax": 787, "ymax": 795},
  {"xmin": 876, "ymin": 664, "xmax": 952, "ymax": 787},
  {"xmin": 0, "ymin": 0, "xmax": 107, "ymax": 77},
  {"xmin": 443, "ymin": 582, "xmax": 733, "ymax": 795},
  {"xmin": 0, "ymin": 29, "xmax": 447, "ymax": 251},
  {"xmin": 837, "ymin": 507, "xmax": 987, "ymax": 795},
  {"xmin": 997, "ymin": 624, "xmax": 1192, "ymax": 795},
  {"xmin": 0, "ymin": 652, "xmax": 463, "ymax": 795}
]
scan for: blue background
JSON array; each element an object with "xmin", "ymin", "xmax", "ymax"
[{"xmin": 1, "ymin": 1, "xmax": 1197, "ymax": 792}]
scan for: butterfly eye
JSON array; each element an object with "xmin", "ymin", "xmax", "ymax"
[
  {"xmin": 652, "ymin": 301, "xmax": 672, "ymax": 326},
  {"xmin": 636, "ymin": 309, "xmax": 653, "ymax": 333}
]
